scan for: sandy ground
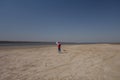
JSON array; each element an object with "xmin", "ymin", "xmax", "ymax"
[{"xmin": 0, "ymin": 44, "xmax": 120, "ymax": 80}]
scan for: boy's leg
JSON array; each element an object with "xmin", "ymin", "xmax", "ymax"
[
  {"xmin": 58, "ymin": 48, "xmax": 61, "ymax": 53},
  {"xmin": 59, "ymin": 48, "xmax": 61, "ymax": 52},
  {"xmin": 58, "ymin": 48, "xmax": 59, "ymax": 52}
]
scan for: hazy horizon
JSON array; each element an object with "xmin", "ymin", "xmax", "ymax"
[{"xmin": 0, "ymin": 0, "xmax": 120, "ymax": 43}]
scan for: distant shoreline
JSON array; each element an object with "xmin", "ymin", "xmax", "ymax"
[
  {"xmin": 0, "ymin": 41, "xmax": 78, "ymax": 46},
  {"xmin": 0, "ymin": 41, "xmax": 120, "ymax": 44}
]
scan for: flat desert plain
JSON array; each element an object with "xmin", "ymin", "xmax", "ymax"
[{"xmin": 0, "ymin": 44, "xmax": 120, "ymax": 80}]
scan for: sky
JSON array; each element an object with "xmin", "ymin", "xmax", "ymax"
[{"xmin": 0, "ymin": 0, "xmax": 120, "ymax": 42}]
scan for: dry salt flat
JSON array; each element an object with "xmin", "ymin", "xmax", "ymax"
[{"xmin": 0, "ymin": 44, "xmax": 120, "ymax": 80}]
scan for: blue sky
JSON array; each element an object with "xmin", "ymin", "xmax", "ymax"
[{"xmin": 0, "ymin": 0, "xmax": 120, "ymax": 42}]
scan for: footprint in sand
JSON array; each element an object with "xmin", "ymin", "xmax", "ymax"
[{"xmin": 63, "ymin": 50, "xmax": 68, "ymax": 53}]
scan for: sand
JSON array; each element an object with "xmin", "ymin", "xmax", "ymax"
[{"xmin": 0, "ymin": 44, "xmax": 120, "ymax": 80}]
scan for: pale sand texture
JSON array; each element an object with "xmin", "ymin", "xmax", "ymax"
[{"xmin": 0, "ymin": 44, "xmax": 120, "ymax": 80}]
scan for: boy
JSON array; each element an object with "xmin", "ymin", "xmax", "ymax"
[{"xmin": 56, "ymin": 42, "xmax": 61, "ymax": 52}]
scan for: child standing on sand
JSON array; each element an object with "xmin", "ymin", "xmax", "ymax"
[{"xmin": 56, "ymin": 42, "xmax": 61, "ymax": 53}]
